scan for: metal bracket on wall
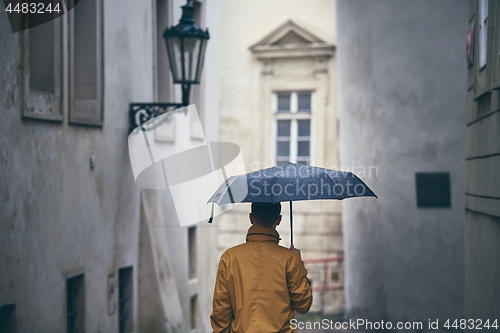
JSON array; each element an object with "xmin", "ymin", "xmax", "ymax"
[{"xmin": 129, "ymin": 103, "xmax": 183, "ymax": 133}]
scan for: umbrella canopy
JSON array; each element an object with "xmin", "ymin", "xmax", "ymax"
[
  {"xmin": 208, "ymin": 162, "xmax": 376, "ymax": 204},
  {"xmin": 207, "ymin": 162, "xmax": 377, "ymax": 244}
]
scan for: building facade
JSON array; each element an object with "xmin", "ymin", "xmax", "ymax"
[
  {"xmin": 337, "ymin": 0, "xmax": 467, "ymax": 330},
  {"xmin": 218, "ymin": 0, "xmax": 342, "ymax": 314},
  {"xmin": 465, "ymin": 0, "xmax": 500, "ymax": 328},
  {"xmin": 0, "ymin": 0, "xmax": 220, "ymax": 332}
]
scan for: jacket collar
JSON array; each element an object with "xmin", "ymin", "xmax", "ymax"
[{"xmin": 246, "ymin": 223, "xmax": 281, "ymax": 243}]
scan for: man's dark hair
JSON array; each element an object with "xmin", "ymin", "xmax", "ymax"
[{"xmin": 251, "ymin": 202, "xmax": 282, "ymax": 228}]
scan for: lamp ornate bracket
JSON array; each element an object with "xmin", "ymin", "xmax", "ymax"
[
  {"xmin": 128, "ymin": 0, "xmax": 209, "ymax": 134},
  {"xmin": 129, "ymin": 103, "xmax": 182, "ymax": 133}
]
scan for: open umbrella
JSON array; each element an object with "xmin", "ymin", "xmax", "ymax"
[{"xmin": 207, "ymin": 162, "xmax": 377, "ymax": 244}]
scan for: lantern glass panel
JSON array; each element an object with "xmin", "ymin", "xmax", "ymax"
[
  {"xmin": 183, "ymin": 37, "xmax": 201, "ymax": 82},
  {"xmin": 194, "ymin": 38, "xmax": 207, "ymax": 83},
  {"xmin": 165, "ymin": 37, "xmax": 182, "ymax": 82}
]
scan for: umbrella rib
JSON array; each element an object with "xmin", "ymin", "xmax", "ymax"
[{"xmin": 220, "ymin": 167, "xmax": 235, "ymax": 203}]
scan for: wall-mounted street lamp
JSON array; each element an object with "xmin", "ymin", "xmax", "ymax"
[{"xmin": 129, "ymin": 0, "xmax": 210, "ymax": 132}]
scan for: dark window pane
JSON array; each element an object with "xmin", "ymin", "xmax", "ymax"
[
  {"xmin": 29, "ymin": 22, "xmax": 55, "ymax": 92},
  {"xmin": 297, "ymin": 92, "xmax": 311, "ymax": 112},
  {"xmin": 297, "ymin": 119, "xmax": 310, "ymax": 137},
  {"xmin": 297, "ymin": 141, "xmax": 310, "ymax": 157},
  {"xmin": 65, "ymin": 0, "xmax": 81, "ymax": 11},
  {"xmin": 67, "ymin": 274, "xmax": 84, "ymax": 333},
  {"xmin": 74, "ymin": 0, "xmax": 97, "ymax": 100},
  {"xmin": 188, "ymin": 227, "xmax": 197, "ymax": 279},
  {"xmin": 415, "ymin": 172, "xmax": 451, "ymax": 207},
  {"xmin": 277, "ymin": 120, "xmax": 291, "ymax": 137},
  {"xmin": 119, "ymin": 267, "xmax": 134, "ymax": 333},
  {"xmin": 276, "ymin": 160, "xmax": 289, "ymax": 166},
  {"xmin": 277, "ymin": 141, "xmax": 290, "ymax": 156},
  {"xmin": 277, "ymin": 93, "xmax": 291, "ymax": 112},
  {"xmin": 297, "ymin": 160, "xmax": 309, "ymax": 166},
  {"xmin": 0, "ymin": 304, "xmax": 16, "ymax": 333},
  {"xmin": 190, "ymin": 295, "xmax": 198, "ymax": 330}
]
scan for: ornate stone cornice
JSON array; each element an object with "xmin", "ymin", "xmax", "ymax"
[{"xmin": 249, "ymin": 20, "xmax": 335, "ymax": 60}]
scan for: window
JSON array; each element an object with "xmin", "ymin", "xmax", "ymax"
[
  {"xmin": 415, "ymin": 172, "xmax": 451, "ymax": 208},
  {"xmin": 0, "ymin": 304, "xmax": 17, "ymax": 333},
  {"xmin": 190, "ymin": 294, "xmax": 199, "ymax": 331},
  {"xmin": 22, "ymin": 16, "xmax": 63, "ymax": 121},
  {"xmin": 67, "ymin": 274, "xmax": 84, "ymax": 333},
  {"xmin": 118, "ymin": 266, "xmax": 133, "ymax": 333},
  {"xmin": 188, "ymin": 226, "xmax": 197, "ymax": 279},
  {"xmin": 479, "ymin": 0, "xmax": 488, "ymax": 69},
  {"xmin": 22, "ymin": 0, "xmax": 103, "ymax": 125},
  {"xmin": 274, "ymin": 91, "xmax": 312, "ymax": 165},
  {"xmin": 69, "ymin": 0, "xmax": 103, "ymax": 125}
]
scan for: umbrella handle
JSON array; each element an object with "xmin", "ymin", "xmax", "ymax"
[{"xmin": 289, "ymin": 201, "xmax": 293, "ymax": 246}]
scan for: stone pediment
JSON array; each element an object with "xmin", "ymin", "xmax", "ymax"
[{"xmin": 250, "ymin": 20, "xmax": 335, "ymax": 59}]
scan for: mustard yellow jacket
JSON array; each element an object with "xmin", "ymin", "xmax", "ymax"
[{"xmin": 210, "ymin": 223, "xmax": 313, "ymax": 333}]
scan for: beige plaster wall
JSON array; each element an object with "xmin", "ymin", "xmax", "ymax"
[
  {"xmin": 217, "ymin": 0, "xmax": 342, "ymax": 314},
  {"xmin": 0, "ymin": 0, "xmax": 220, "ymax": 331}
]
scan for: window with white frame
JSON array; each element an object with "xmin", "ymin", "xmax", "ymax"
[
  {"xmin": 22, "ymin": 0, "xmax": 103, "ymax": 125},
  {"xmin": 22, "ymin": 16, "xmax": 63, "ymax": 121},
  {"xmin": 274, "ymin": 91, "xmax": 312, "ymax": 166},
  {"xmin": 479, "ymin": 0, "xmax": 488, "ymax": 69}
]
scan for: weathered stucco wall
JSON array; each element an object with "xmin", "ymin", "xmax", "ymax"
[
  {"xmin": 337, "ymin": 0, "xmax": 466, "ymax": 329},
  {"xmin": 0, "ymin": 2, "xmax": 149, "ymax": 330},
  {"xmin": 0, "ymin": 0, "xmax": 219, "ymax": 331}
]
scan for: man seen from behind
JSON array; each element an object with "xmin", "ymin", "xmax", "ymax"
[{"xmin": 210, "ymin": 202, "xmax": 313, "ymax": 333}]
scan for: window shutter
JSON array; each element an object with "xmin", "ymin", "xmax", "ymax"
[{"xmin": 69, "ymin": 0, "xmax": 103, "ymax": 125}]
